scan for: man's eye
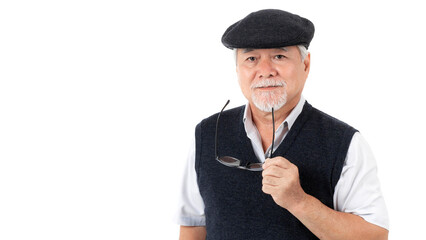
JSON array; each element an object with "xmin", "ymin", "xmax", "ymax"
[
  {"xmin": 246, "ymin": 56, "xmax": 256, "ymax": 62},
  {"xmin": 275, "ymin": 55, "xmax": 286, "ymax": 59}
]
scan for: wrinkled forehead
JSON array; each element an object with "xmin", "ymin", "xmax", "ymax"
[
  {"xmin": 239, "ymin": 47, "xmax": 289, "ymax": 54},
  {"xmin": 235, "ymin": 47, "xmax": 296, "ymax": 59}
]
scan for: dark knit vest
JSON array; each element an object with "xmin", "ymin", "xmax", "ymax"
[{"xmin": 195, "ymin": 102, "xmax": 357, "ymax": 240}]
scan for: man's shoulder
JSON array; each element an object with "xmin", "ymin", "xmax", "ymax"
[
  {"xmin": 305, "ymin": 102, "xmax": 358, "ymax": 133},
  {"xmin": 195, "ymin": 104, "xmax": 245, "ymax": 147}
]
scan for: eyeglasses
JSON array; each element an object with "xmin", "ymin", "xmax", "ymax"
[{"xmin": 215, "ymin": 100, "xmax": 275, "ymax": 171}]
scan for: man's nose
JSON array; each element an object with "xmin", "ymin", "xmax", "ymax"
[{"xmin": 257, "ymin": 59, "xmax": 277, "ymax": 78}]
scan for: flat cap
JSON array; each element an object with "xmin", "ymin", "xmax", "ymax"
[{"xmin": 221, "ymin": 9, "xmax": 315, "ymax": 49}]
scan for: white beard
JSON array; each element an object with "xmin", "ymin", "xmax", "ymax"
[{"xmin": 251, "ymin": 79, "xmax": 287, "ymax": 112}]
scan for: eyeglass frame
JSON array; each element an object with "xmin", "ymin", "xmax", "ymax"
[{"xmin": 214, "ymin": 100, "xmax": 275, "ymax": 171}]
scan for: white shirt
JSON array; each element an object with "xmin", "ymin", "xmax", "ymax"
[{"xmin": 175, "ymin": 97, "xmax": 389, "ymax": 230}]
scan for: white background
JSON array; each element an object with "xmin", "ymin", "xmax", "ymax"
[{"xmin": 1, "ymin": 0, "xmax": 425, "ymax": 239}]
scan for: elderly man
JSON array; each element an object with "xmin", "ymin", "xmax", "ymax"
[{"xmin": 176, "ymin": 9, "xmax": 389, "ymax": 240}]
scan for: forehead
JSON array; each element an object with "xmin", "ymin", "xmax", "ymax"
[
  {"xmin": 237, "ymin": 46, "xmax": 298, "ymax": 55},
  {"xmin": 241, "ymin": 47, "xmax": 287, "ymax": 53}
]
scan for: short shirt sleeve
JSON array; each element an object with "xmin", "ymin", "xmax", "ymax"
[
  {"xmin": 174, "ymin": 132, "xmax": 206, "ymax": 226},
  {"xmin": 333, "ymin": 132, "xmax": 389, "ymax": 230}
]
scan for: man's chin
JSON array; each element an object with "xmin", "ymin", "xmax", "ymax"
[{"xmin": 252, "ymin": 100, "xmax": 286, "ymax": 113}]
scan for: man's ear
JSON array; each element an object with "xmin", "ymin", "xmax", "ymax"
[{"xmin": 303, "ymin": 53, "xmax": 311, "ymax": 73}]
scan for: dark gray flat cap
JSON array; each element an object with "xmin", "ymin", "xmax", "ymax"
[{"xmin": 221, "ymin": 9, "xmax": 314, "ymax": 49}]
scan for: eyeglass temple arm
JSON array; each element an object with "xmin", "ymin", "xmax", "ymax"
[
  {"xmin": 215, "ymin": 100, "xmax": 230, "ymax": 158},
  {"xmin": 270, "ymin": 107, "xmax": 275, "ymax": 158}
]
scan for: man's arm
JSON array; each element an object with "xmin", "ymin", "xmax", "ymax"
[
  {"xmin": 179, "ymin": 226, "xmax": 206, "ymax": 240},
  {"xmin": 291, "ymin": 193, "xmax": 388, "ymax": 240},
  {"xmin": 262, "ymin": 157, "xmax": 388, "ymax": 240}
]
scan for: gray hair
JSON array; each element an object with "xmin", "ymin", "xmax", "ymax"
[
  {"xmin": 234, "ymin": 45, "xmax": 308, "ymax": 64},
  {"xmin": 297, "ymin": 45, "xmax": 308, "ymax": 62}
]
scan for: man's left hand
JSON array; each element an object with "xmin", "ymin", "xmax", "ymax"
[{"xmin": 262, "ymin": 156, "xmax": 307, "ymax": 211}]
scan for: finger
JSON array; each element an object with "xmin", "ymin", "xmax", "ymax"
[
  {"xmin": 262, "ymin": 175, "xmax": 281, "ymax": 186},
  {"xmin": 262, "ymin": 165, "xmax": 286, "ymax": 178},
  {"xmin": 263, "ymin": 156, "xmax": 292, "ymax": 170}
]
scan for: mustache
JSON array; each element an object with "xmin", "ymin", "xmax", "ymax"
[{"xmin": 251, "ymin": 79, "xmax": 286, "ymax": 89}]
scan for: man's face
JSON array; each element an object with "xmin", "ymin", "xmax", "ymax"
[{"xmin": 236, "ymin": 46, "xmax": 310, "ymax": 112}]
